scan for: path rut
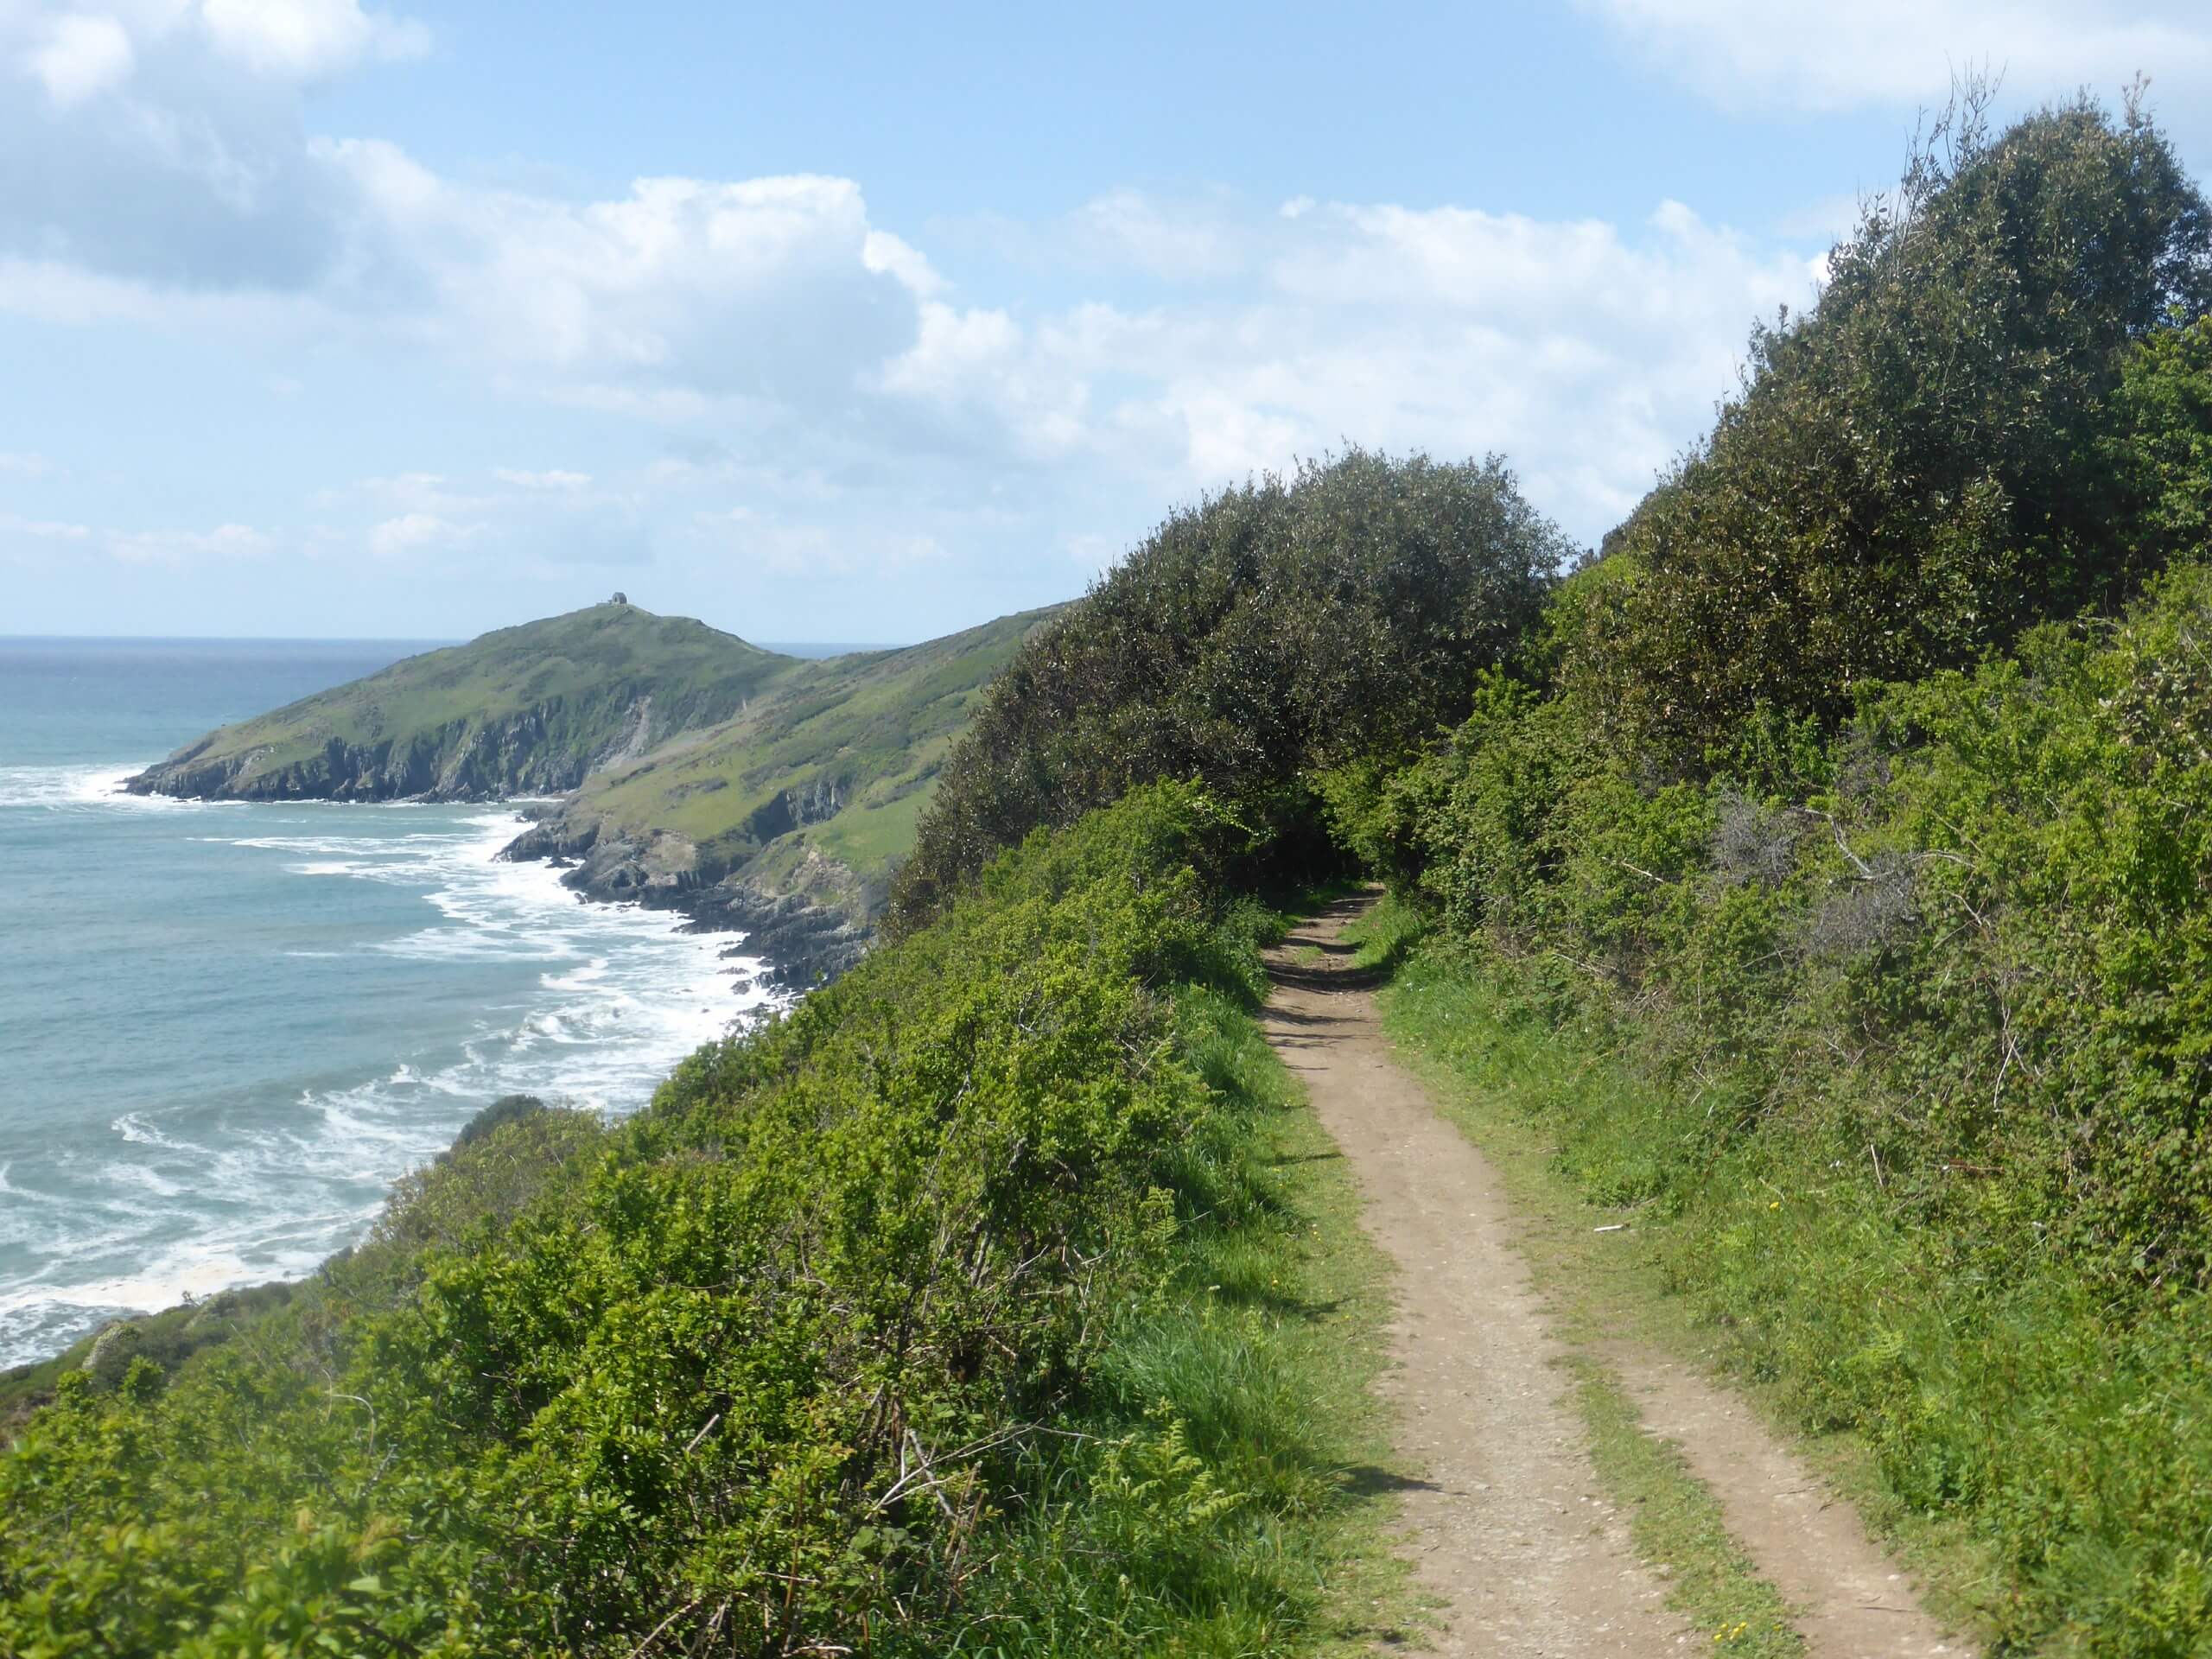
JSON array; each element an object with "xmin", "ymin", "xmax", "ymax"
[{"xmin": 1263, "ymin": 898, "xmax": 1968, "ymax": 1658}]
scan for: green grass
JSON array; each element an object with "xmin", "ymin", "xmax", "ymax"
[
  {"xmin": 1340, "ymin": 914, "xmax": 2000, "ymax": 1650},
  {"xmin": 1338, "ymin": 889, "xmax": 1424, "ymax": 975},
  {"xmin": 1572, "ymin": 1361, "xmax": 1801, "ymax": 1658},
  {"xmin": 569, "ymin": 606, "xmax": 1058, "ymax": 916},
  {"xmin": 976, "ymin": 982, "xmax": 1422, "ymax": 1656},
  {"xmin": 808, "ymin": 779, "xmax": 937, "ymax": 873}
]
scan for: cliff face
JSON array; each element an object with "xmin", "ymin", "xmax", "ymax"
[
  {"xmin": 499, "ymin": 807, "xmax": 872, "ymax": 988},
  {"xmin": 124, "ymin": 603, "xmax": 785, "ymax": 805},
  {"xmin": 129, "ymin": 702, "xmax": 622, "ymax": 803}
]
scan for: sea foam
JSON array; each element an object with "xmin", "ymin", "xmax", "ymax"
[{"xmin": 0, "ymin": 781, "xmax": 784, "ymax": 1369}]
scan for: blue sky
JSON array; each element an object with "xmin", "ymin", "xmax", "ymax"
[{"xmin": 4, "ymin": 1, "xmax": 2210, "ymax": 642}]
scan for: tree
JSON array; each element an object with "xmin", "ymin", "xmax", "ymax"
[
  {"xmin": 889, "ymin": 448, "xmax": 1570, "ymax": 931},
  {"xmin": 1566, "ymin": 84, "xmax": 2212, "ymax": 759}
]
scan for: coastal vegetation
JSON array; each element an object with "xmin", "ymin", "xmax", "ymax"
[
  {"xmin": 0, "ymin": 788, "xmax": 1401, "ymax": 1656},
  {"xmin": 1318, "ymin": 91, "xmax": 2212, "ymax": 1654},
  {"xmin": 11, "ymin": 80, "xmax": 2212, "ymax": 1659}
]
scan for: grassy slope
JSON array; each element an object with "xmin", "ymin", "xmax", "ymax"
[
  {"xmin": 141, "ymin": 603, "xmax": 790, "ymax": 788},
  {"xmin": 559, "ymin": 606, "xmax": 1058, "ymax": 915}
]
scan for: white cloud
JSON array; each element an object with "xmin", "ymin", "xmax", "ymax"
[
  {"xmin": 111, "ymin": 521, "xmax": 271, "ymax": 563},
  {"xmin": 875, "ymin": 194, "xmax": 1816, "ymax": 539},
  {"xmin": 495, "ymin": 467, "xmax": 592, "ymax": 491},
  {"xmin": 200, "ymin": 0, "xmax": 427, "ymax": 79},
  {"xmin": 1579, "ymin": 0, "xmax": 2212, "ymax": 112},
  {"xmin": 0, "ymin": 451, "xmax": 54, "ymax": 478},
  {"xmin": 323, "ymin": 472, "xmax": 484, "ymax": 515},
  {"xmin": 310, "ymin": 147, "xmax": 919, "ymax": 400},
  {"xmin": 861, "ymin": 228, "xmax": 945, "ymax": 298},
  {"xmin": 0, "ymin": 511, "xmax": 272, "ymax": 566},
  {"xmin": 28, "ymin": 11, "xmax": 133, "ymax": 105},
  {"xmin": 367, "ymin": 510, "xmax": 469, "ymax": 558},
  {"xmin": 0, "ymin": 510, "xmax": 91, "ymax": 540}
]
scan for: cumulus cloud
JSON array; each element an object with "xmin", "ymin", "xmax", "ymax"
[
  {"xmin": 0, "ymin": 3, "xmax": 1840, "ymax": 569},
  {"xmin": 1579, "ymin": 0, "xmax": 2212, "ymax": 112},
  {"xmin": 878, "ymin": 194, "xmax": 1817, "ymax": 537},
  {"xmin": 494, "ymin": 468, "xmax": 592, "ymax": 490},
  {"xmin": 199, "ymin": 0, "xmax": 427, "ymax": 79},
  {"xmin": 27, "ymin": 11, "xmax": 132, "ymax": 105},
  {"xmin": 316, "ymin": 150, "xmax": 918, "ymax": 400},
  {"xmin": 366, "ymin": 510, "xmax": 467, "ymax": 558}
]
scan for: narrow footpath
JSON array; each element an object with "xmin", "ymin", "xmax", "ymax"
[{"xmin": 1262, "ymin": 898, "xmax": 1968, "ymax": 1659}]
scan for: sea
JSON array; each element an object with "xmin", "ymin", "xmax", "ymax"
[{"xmin": 0, "ymin": 638, "xmax": 787, "ymax": 1370}]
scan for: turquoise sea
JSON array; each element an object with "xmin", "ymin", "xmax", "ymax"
[{"xmin": 0, "ymin": 639, "xmax": 779, "ymax": 1368}]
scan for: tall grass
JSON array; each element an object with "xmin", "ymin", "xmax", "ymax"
[
  {"xmin": 1376, "ymin": 932, "xmax": 2212, "ymax": 1656},
  {"xmin": 961, "ymin": 982, "xmax": 1408, "ymax": 1655}
]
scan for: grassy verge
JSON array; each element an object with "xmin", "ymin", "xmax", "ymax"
[
  {"xmin": 978, "ymin": 979, "xmax": 1419, "ymax": 1655},
  {"xmin": 1339, "ymin": 911, "xmax": 1999, "ymax": 1649},
  {"xmin": 1571, "ymin": 1360, "xmax": 1800, "ymax": 1657}
]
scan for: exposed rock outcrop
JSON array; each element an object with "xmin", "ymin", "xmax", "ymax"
[
  {"xmin": 127, "ymin": 702, "xmax": 626, "ymax": 803},
  {"xmin": 499, "ymin": 809, "xmax": 870, "ymax": 989}
]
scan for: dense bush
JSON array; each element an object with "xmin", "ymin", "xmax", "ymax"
[
  {"xmin": 1358, "ymin": 555, "xmax": 2212, "ymax": 1649},
  {"xmin": 1319, "ymin": 98, "xmax": 2212, "ymax": 1652},
  {"xmin": 0, "ymin": 785, "xmax": 1377, "ymax": 1656},
  {"xmin": 887, "ymin": 448, "xmax": 1569, "ymax": 933},
  {"xmin": 1563, "ymin": 88, "xmax": 2212, "ymax": 757}
]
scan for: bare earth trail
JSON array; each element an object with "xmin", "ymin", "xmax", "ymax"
[{"xmin": 1262, "ymin": 899, "xmax": 1970, "ymax": 1659}]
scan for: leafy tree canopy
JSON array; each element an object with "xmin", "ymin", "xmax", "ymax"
[
  {"xmin": 889, "ymin": 448, "xmax": 1570, "ymax": 931},
  {"xmin": 1565, "ymin": 83, "xmax": 2212, "ymax": 758}
]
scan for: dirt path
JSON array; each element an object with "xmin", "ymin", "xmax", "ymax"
[
  {"xmin": 1263, "ymin": 898, "xmax": 1968, "ymax": 1658},
  {"xmin": 1607, "ymin": 1352, "xmax": 1967, "ymax": 1657}
]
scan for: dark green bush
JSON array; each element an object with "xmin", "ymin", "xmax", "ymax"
[
  {"xmin": 888, "ymin": 448, "xmax": 1569, "ymax": 933},
  {"xmin": 1564, "ymin": 89, "xmax": 2212, "ymax": 758}
]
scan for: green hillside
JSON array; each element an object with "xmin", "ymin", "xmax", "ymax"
[
  {"xmin": 130, "ymin": 600, "xmax": 1061, "ymax": 979},
  {"xmin": 126, "ymin": 601, "xmax": 790, "ymax": 802},
  {"xmin": 518, "ymin": 607, "xmax": 1058, "ymax": 935}
]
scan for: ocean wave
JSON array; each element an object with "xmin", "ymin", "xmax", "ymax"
[
  {"xmin": 0, "ymin": 763, "xmax": 154, "ymax": 810},
  {"xmin": 0, "ymin": 801, "xmax": 785, "ymax": 1369}
]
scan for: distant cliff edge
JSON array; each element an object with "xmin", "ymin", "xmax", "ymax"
[{"xmin": 130, "ymin": 600, "xmax": 1060, "ymax": 987}]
